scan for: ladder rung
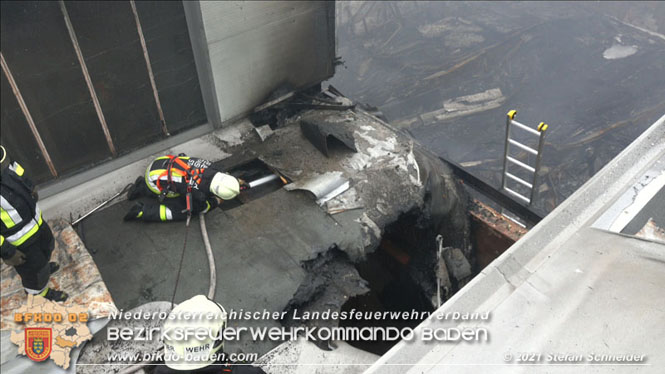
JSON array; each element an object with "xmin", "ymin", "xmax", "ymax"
[
  {"xmin": 504, "ymin": 187, "xmax": 531, "ymax": 204},
  {"xmin": 510, "ymin": 120, "xmax": 540, "ymax": 136},
  {"xmin": 508, "ymin": 139, "xmax": 538, "ymax": 155},
  {"xmin": 505, "ymin": 172, "xmax": 533, "ymax": 188},
  {"xmin": 506, "ymin": 156, "xmax": 535, "ymax": 173}
]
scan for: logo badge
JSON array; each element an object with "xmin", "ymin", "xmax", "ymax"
[{"xmin": 25, "ymin": 328, "xmax": 52, "ymax": 362}]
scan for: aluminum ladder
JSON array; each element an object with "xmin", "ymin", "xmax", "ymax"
[{"xmin": 500, "ymin": 110, "xmax": 548, "ymax": 206}]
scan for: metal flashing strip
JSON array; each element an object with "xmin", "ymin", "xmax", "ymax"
[
  {"xmin": 130, "ymin": 0, "xmax": 169, "ymax": 136},
  {"xmin": 592, "ymin": 165, "xmax": 665, "ymax": 233},
  {"xmin": 38, "ymin": 122, "xmax": 213, "ymax": 199},
  {"xmin": 442, "ymin": 158, "xmax": 544, "ymax": 226},
  {"xmin": 317, "ymin": 181, "xmax": 351, "ymax": 205},
  {"xmin": 283, "ymin": 172, "xmax": 350, "ymax": 206},
  {"xmin": 59, "ymin": 0, "xmax": 116, "ymax": 157}
]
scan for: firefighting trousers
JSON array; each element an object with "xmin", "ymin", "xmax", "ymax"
[
  {"xmin": 128, "ymin": 176, "xmax": 213, "ymax": 222},
  {"xmin": 140, "ymin": 199, "xmax": 193, "ymax": 222},
  {"xmin": 13, "ymin": 222, "xmax": 54, "ymax": 292}
]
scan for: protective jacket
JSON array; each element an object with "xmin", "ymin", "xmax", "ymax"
[
  {"xmin": 127, "ymin": 155, "xmax": 241, "ymax": 222},
  {"xmin": 145, "ymin": 156, "xmax": 217, "ymax": 198},
  {"xmin": 1, "ymin": 162, "xmax": 43, "ymax": 260}
]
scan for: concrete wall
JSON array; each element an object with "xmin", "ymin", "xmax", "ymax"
[{"xmin": 183, "ymin": 1, "xmax": 336, "ymax": 127}]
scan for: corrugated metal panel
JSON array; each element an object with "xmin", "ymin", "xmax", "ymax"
[
  {"xmin": 64, "ymin": 1, "xmax": 164, "ymax": 152},
  {"xmin": 1, "ymin": 1, "xmax": 334, "ymax": 184},
  {"xmin": 0, "ymin": 73, "xmax": 52, "ymax": 184},
  {"xmin": 0, "ymin": 1, "xmax": 206, "ymax": 184},
  {"xmin": 0, "ymin": 1, "xmax": 113, "ymax": 177},
  {"xmin": 133, "ymin": 1, "xmax": 207, "ymax": 134},
  {"xmin": 184, "ymin": 1, "xmax": 336, "ymax": 127}
]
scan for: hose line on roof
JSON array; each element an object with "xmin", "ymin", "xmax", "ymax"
[
  {"xmin": 117, "ymin": 213, "xmax": 216, "ymax": 374},
  {"xmin": 200, "ymin": 213, "xmax": 217, "ymax": 299}
]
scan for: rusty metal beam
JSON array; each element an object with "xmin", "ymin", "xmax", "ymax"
[
  {"xmin": 129, "ymin": 0, "xmax": 169, "ymax": 136},
  {"xmin": 440, "ymin": 157, "xmax": 544, "ymax": 226},
  {"xmin": 59, "ymin": 0, "xmax": 117, "ymax": 157},
  {"xmin": 0, "ymin": 52, "xmax": 58, "ymax": 177}
]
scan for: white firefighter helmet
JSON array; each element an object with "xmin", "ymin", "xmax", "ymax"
[
  {"xmin": 209, "ymin": 172, "xmax": 240, "ymax": 200},
  {"xmin": 163, "ymin": 295, "xmax": 227, "ymax": 370}
]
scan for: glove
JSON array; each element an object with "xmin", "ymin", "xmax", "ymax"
[
  {"xmin": 238, "ymin": 178, "xmax": 250, "ymax": 191},
  {"xmin": 3, "ymin": 250, "xmax": 26, "ymax": 266}
]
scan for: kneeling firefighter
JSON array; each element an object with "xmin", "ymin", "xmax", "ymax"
[
  {"xmin": 154, "ymin": 295, "xmax": 266, "ymax": 374},
  {"xmin": 124, "ymin": 155, "xmax": 247, "ymax": 222},
  {"xmin": 0, "ymin": 146, "xmax": 68, "ymax": 301}
]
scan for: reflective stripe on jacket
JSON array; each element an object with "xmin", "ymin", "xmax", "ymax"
[
  {"xmin": 144, "ymin": 156, "xmax": 215, "ymax": 197},
  {"xmin": 1, "ymin": 162, "xmax": 42, "ymax": 258}
]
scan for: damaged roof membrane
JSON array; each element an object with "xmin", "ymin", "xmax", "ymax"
[
  {"xmin": 250, "ymin": 108, "xmax": 434, "ymax": 245},
  {"xmin": 76, "ymin": 104, "xmax": 469, "ymax": 366}
]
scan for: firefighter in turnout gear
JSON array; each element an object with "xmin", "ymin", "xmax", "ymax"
[
  {"xmin": 0, "ymin": 146, "xmax": 68, "ymax": 302},
  {"xmin": 154, "ymin": 295, "xmax": 266, "ymax": 374},
  {"xmin": 124, "ymin": 154, "xmax": 246, "ymax": 222}
]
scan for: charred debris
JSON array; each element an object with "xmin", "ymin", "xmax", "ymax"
[
  {"xmin": 334, "ymin": 2, "xmax": 665, "ymax": 217},
  {"xmin": 242, "ymin": 86, "xmax": 475, "ymax": 353}
]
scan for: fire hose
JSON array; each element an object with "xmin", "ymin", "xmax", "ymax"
[
  {"xmin": 116, "ymin": 173, "xmax": 281, "ymax": 374},
  {"xmin": 118, "ymin": 210, "xmax": 214, "ymax": 374}
]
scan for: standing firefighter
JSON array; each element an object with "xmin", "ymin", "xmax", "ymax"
[
  {"xmin": 0, "ymin": 146, "xmax": 68, "ymax": 302},
  {"xmin": 124, "ymin": 154, "xmax": 246, "ymax": 222}
]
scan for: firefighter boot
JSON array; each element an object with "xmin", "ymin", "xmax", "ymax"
[
  {"xmin": 124, "ymin": 202, "xmax": 145, "ymax": 221},
  {"xmin": 41, "ymin": 288, "xmax": 69, "ymax": 302},
  {"xmin": 127, "ymin": 177, "xmax": 145, "ymax": 200}
]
